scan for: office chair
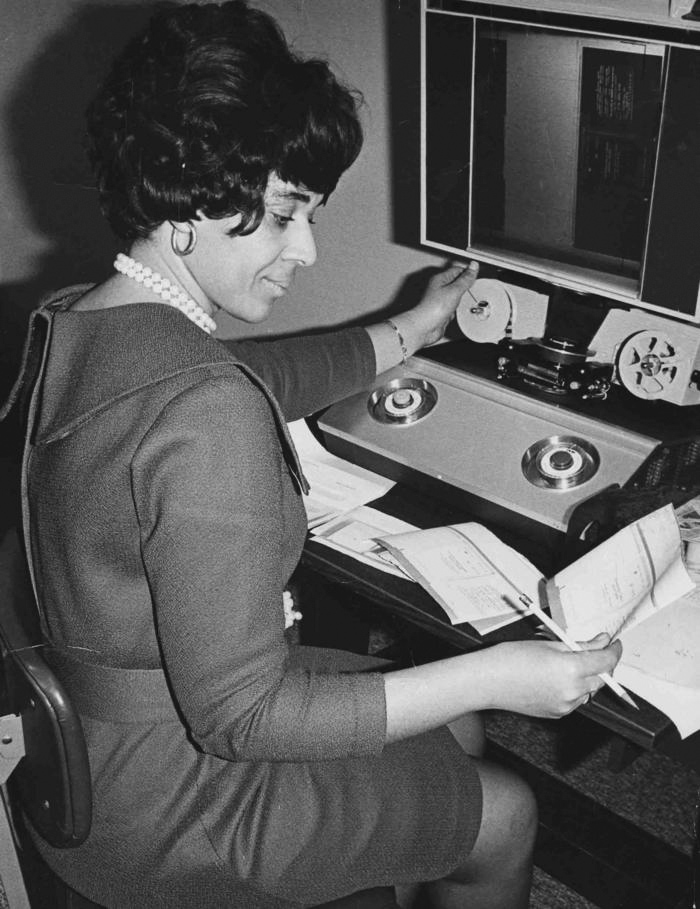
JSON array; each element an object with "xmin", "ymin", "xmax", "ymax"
[
  {"xmin": 0, "ymin": 525, "xmax": 96, "ymax": 907},
  {"xmin": 0, "ymin": 527, "xmax": 399, "ymax": 909}
]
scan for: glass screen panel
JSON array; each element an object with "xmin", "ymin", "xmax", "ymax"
[{"xmin": 471, "ymin": 22, "xmax": 664, "ymax": 282}]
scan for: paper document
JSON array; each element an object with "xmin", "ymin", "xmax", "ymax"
[
  {"xmin": 614, "ymin": 560, "xmax": 700, "ymax": 737},
  {"xmin": 311, "ymin": 506, "xmax": 417, "ymax": 577},
  {"xmin": 615, "ymin": 662, "xmax": 700, "ymax": 740},
  {"xmin": 548, "ymin": 504, "xmax": 694, "ymax": 642},
  {"xmin": 544, "ymin": 503, "xmax": 700, "ymax": 729},
  {"xmin": 522, "ymin": 594, "xmax": 638, "ymax": 709},
  {"xmin": 288, "ymin": 419, "xmax": 395, "ymax": 528},
  {"xmin": 378, "ymin": 523, "xmax": 543, "ymax": 633},
  {"xmin": 620, "ymin": 594, "xmax": 700, "ymax": 688}
]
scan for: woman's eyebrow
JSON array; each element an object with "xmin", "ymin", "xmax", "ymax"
[{"xmin": 269, "ymin": 189, "xmax": 312, "ymax": 204}]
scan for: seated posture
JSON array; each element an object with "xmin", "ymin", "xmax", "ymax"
[{"xmin": 3, "ymin": 3, "xmax": 621, "ymax": 907}]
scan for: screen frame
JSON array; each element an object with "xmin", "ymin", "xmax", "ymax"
[{"xmin": 421, "ymin": 0, "xmax": 700, "ymax": 322}]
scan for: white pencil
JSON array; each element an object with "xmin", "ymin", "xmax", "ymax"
[{"xmin": 519, "ymin": 595, "xmax": 639, "ymax": 710}]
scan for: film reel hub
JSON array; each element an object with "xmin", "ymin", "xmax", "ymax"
[
  {"xmin": 522, "ymin": 435, "xmax": 600, "ymax": 490},
  {"xmin": 367, "ymin": 377, "xmax": 438, "ymax": 425}
]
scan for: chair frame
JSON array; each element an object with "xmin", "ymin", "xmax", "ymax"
[{"xmin": 0, "ymin": 528, "xmax": 91, "ymax": 849}]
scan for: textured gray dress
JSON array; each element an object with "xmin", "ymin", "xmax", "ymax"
[{"xmin": 10, "ymin": 287, "xmax": 483, "ymax": 908}]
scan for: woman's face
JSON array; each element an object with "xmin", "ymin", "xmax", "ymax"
[{"xmin": 180, "ymin": 174, "xmax": 322, "ymax": 323}]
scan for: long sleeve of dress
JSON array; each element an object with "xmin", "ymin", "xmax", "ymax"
[
  {"xmin": 131, "ymin": 370, "xmax": 387, "ymax": 763},
  {"xmin": 221, "ymin": 326, "xmax": 376, "ymax": 420}
]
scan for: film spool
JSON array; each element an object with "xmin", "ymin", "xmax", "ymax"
[
  {"xmin": 617, "ymin": 330, "xmax": 682, "ymax": 400},
  {"xmin": 456, "ymin": 279, "xmax": 514, "ymax": 343}
]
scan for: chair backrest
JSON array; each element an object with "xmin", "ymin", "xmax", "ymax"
[{"xmin": 0, "ymin": 527, "xmax": 91, "ymax": 848}]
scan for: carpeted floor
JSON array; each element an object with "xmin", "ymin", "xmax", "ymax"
[
  {"xmin": 486, "ymin": 709, "xmax": 699, "ymax": 908},
  {"xmin": 531, "ymin": 866, "xmax": 597, "ymax": 908},
  {"xmin": 484, "ymin": 709, "xmax": 699, "ymax": 858}
]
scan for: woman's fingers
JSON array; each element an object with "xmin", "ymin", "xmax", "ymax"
[{"xmin": 578, "ymin": 632, "xmax": 612, "ymax": 649}]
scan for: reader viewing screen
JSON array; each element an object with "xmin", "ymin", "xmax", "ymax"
[{"xmin": 470, "ymin": 22, "xmax": 664, "ymax": 281}]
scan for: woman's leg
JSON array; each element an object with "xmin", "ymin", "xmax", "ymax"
[
  {"xmin": 422, "ymin": 760, "xmax": 537, "ymax": 909},
  {"xmin": 447, "ymin": 712, "xmax": 486, "ymax": 757},
  {"xmin": 396, "ymin": 713, "xmax": 488, "ymax": 909},
  {"xmin": 398, "ymin": 713, "xmax": 535, "ymax": 909}
]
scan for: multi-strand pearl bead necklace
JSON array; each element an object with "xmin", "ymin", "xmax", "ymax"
[{"xmin": 113, "ymin": 252, "xmax": 217, "ymax": 334}]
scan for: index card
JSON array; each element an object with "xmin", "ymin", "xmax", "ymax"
[
  {"xmin": 549, "ymin": 504, "xmax": 694, "ymax": 642},
  {"xmin": 378, "ymin": 522, "xmax": 543, "ymax": 628}
]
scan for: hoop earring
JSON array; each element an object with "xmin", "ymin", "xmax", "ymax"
[{"xmin": 170, "ymin": 221, "xmax": 197, "ymax": 257}]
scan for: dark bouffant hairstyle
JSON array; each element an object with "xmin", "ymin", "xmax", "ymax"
[{"xmin": 86, "ymin": 1, "xmax": 363, "ymax": 240}]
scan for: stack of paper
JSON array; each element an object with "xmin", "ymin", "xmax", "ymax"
[
  {"xmin": 288, "ymin": 419, "xmax": 395, "ymax": 528},
  {"xmin": 546, "ymin": 503, "xmax": 699, "ymax": 733},
  {"xmin": 611, "ymin": 499, "xmax": 700, "ymax": 738},
  {"xmin": 310, "ymin": 506, "xmax": 417, "ymax": 578},
  {"xmin": 614, "ymin": 591, "xmax": 700, "ymax": 738}
]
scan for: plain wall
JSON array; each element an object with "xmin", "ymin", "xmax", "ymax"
[{"xmin": 0, "ymin": 0, "xmax": 447, "ymax": 374}]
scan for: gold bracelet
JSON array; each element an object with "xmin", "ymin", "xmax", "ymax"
[{"xmin": 386, "ymin": 318, "xmax": 409, "ymax": 366}]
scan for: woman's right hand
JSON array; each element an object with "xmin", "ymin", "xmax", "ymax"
[{"xmin": 485, "ymin": 635, "xmax": 623, "ymax": 719}]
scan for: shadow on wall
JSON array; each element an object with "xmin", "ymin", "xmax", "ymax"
[{"xmin": 0, "ymin": 3, "xmax": 153, "ymax": 534}]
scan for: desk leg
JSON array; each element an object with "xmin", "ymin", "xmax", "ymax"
[{"xmin": 607, "ymin": 736, "xmax": 643, "ymax": 773}]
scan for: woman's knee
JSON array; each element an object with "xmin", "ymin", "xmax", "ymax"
[
  {"xmin": 447, "ymin": 760, "xmax": 537, "ymax": 883},
  {"xmin": 478, "ymin": 761, "xmax": 537, "ymax": 853}
]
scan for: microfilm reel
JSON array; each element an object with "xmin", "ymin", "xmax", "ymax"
[
  {"xmin": 456, "ymin": 279, "xmax": 514, "ymax": 344},
  {"xmin": 617, "ymin": 330, "xmax": 683, "ymax": 400}
]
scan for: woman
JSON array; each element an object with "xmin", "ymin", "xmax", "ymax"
[{"xmin": 5, "ymin": 3, "xmax": 621, "ymax": 907}]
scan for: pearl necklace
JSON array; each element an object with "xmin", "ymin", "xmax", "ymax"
[{"xmin": 113, "ymin": 252, "xmax": 217, "ymax": 334}]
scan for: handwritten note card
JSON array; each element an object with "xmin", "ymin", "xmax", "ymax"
[
  {"xmin": 379, "ymin": 522, "xmax": 543, "ymax": 633},
  {"xmin": 548, "ymin": 504, "xmax": 694, "ymax": 641}
]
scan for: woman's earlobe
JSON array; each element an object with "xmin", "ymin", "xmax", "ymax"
[{"xmin": 170, "ymin": 221, "xmax": 197, "ymax": 257}]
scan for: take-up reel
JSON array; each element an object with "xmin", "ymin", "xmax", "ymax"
[
  {"xmin": 590, "ymin": 310, "xmax": 700, "ymax": 407},
  {"xmin": 616, "ymin": 330, "xmax": 684, "ymax": 400}
]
